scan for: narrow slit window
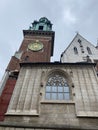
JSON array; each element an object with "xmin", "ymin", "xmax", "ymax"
[
  {"xmin": 87, "ymin": 47, "xmax": 92, "ymax": 54},
  {"xmin": 24, "ymin": 56, "xmax": 29, "ymax": 61},
  {"xmin": 74, "ymin": 47, "xmax": 78, "ymax": 54}
]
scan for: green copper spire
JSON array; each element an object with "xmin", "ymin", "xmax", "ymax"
[{"xmin": 29, "ymin": 17, "xmax": 52, "ymax": 31}]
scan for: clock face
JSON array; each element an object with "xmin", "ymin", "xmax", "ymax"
[{"xmin": 28, "ymin": 41, "xmax": 44, "ymax": 51}]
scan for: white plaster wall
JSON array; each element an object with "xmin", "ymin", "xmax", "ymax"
[{"xmin": 61, "ymin": 34, "xmax": 98, "ymax": 63}]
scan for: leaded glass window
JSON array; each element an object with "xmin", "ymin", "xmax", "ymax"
[{"xmin": 45, "ymin": 74, "xmax": 70, "ymax": 100}]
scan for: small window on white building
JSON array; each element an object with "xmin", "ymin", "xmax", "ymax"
[
  {"xmin": 74, "ymin": 47, "xmax": 78, "ymax": 54},
  {"xmin": 87, "ymin": 47, "xmax": 92, "ymax": 55},
  {"xmin": 78, "ymin": 39, "xmax": 81, "ymax": 43},
  {"xmin": 78, "ymin": 39, "xmax": 83, "ymax": 47}
]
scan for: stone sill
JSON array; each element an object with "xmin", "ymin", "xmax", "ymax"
[
  {"xmin": 77, "ymin": 111, "xmax": 98, "ymax": 117},
  {"xmin": 40, "ymin": 100, "xmax": 75, "ymax": 104},
  {"xmin": 5, "ymin": 110, "xmax": 39, "ymax": 116},
  {"xmin": 1, "ymin": 122, "xmax": 98, "ymax": 130}
]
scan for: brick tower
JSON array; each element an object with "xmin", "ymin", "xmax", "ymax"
[{"xmin": 0, "ymin": 17, "xmax": 55, "ymax": 121}]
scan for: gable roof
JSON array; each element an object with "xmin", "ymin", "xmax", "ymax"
[{"xmin": 61, "ymin": 33, "xmax": 96, "ymax": 55}]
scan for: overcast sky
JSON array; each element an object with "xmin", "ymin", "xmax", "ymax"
[{"xmin": 0, "ymin": 0, "xmax": 98, "ymax": 80}]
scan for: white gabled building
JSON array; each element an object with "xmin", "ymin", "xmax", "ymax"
[{"xmin": 60, "ymin": 33, "xmax": 98, "ymax": 64}]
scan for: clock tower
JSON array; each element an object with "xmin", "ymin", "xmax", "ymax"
[
  {"xmin": 0, "ymin": 17, "xmax": 55, "ymax": 121},
  {"xmin": 20, "ymin": 17, "xmax": 55, "ymax": 63},
  {"xmin": 7, "ymin": 17, "xmax": 55, "ymax": 72}
]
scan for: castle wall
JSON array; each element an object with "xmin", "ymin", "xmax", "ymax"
[{"xmin": 3, "ymin": 63, "xmax": 98, "ymax": 129}]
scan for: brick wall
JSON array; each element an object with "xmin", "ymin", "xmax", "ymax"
[
  {"xmin": 0, "ymin": 78, "xmax": 16, "ymax": 121},
  {"xmin": 7, "ymin": 56, "xmax": 20, "ymax": 71},
  {"xmin": 19, "ymin": 36, "xmax": 52, "ymax": 63}
]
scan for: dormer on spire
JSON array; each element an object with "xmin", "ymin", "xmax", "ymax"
[{"xmin": 30, "ymin": 17, "xmax": 52, "ymax": 31}]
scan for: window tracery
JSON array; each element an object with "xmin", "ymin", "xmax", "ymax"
[{"xmin": 45, "ymin": 74, "xmax": 70, "ymax": 100}]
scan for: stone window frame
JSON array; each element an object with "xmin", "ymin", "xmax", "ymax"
[{"xmin": 43, "ymin": 69, "xmax": 73, "ymax": 101}]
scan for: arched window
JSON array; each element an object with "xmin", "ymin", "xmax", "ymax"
[
  {"xmin": 74, "ymin": 47, "xmax": 78, "ymax": 54},
  {"xmin": 87, "ymin": 47, "xmax": 92, "ymax": 54},
  {"xmin": 45, "ymin": 73, "xmax": 70, "ymax": 100},
  {"xmin": 24, "ymin": 56, "xmax": 29, "ymax": 61}
]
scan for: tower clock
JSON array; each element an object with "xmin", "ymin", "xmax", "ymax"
[{"xmin": 28, "ymin": 40, "xmax": 44, "ymax": 52}]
